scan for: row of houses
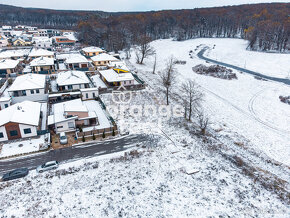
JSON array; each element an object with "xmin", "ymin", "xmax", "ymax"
[{"xmin": 0, "ymin": 25, "xmax": 77, "ymax": 49}]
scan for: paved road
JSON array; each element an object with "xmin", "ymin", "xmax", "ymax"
[
  {"xmin": 0, "ymin": 134, "xmax": 149, "ymax": 175},
  {"xmin": 197, "ymin": 48, "xmax": 290, "ymax": 86}
]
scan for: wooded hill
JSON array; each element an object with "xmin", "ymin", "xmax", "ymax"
[{"xmin": 0, "ymin": 3, "xmax": 289, "ymax": 52}]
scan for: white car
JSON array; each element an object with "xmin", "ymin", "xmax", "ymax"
[
  {"xmin": 36, "ymin": 161, "xmax": 59, "ymax": 173},
  {"xmin": 59, "ymin": 132, "xmax": 68, "ymax": 144}
]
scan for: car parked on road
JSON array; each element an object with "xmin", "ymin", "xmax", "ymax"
[
  {"xmin": 59, "ymin": 132, "xmax": 68, "ymax": 145},
  {"xmin": 36, "ymin": 161, "xmax": 59, "ymax": 173},
  {"xmin": 1, "ymin": 168, "xmax": 29, "ymax": 181}
]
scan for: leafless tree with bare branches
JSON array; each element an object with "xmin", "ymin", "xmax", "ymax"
[
  {"xmin": 160, "ymin": 56, "xmax": 177, "ymax": 105},
  {"xmin": 135, "ymin": 35, "xmax": 155, "ymax": 64},
  {"xmin": 197, "ymin": 110, "xmax": 210, "ymax": 135},
  {"xmin": 180, "ymin": 80, "xmax": 203, "ymax": 121}
]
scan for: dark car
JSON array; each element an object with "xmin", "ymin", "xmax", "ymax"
[{"xmin": 1, "ymin": 168, "xmax": 29, "ymax": 181}]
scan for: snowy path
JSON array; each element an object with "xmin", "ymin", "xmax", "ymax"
[{"xmin": 198, "ymin": 48, "xmax": 290, "ymax": 86}]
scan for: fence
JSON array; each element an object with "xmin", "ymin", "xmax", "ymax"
[{"xmin": 77, "ymin": 126, "xmax": 118, "ymax": 138}]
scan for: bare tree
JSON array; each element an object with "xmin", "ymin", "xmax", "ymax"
[
  {"xmin": 160, "ymin": 56, "xmax": 177, "ymax": 105},
  {"xmin": 136, "ymin": 35, "xmax": 155, "ymax": 64},
  {"xmin": 197, "ymin": 110, "xmax": 209, "ymax": 135},
  {"xmin": 180, "ymin": 80, "xmax": 203, "ymax": 121},
  {"xmin": 152, "ymin": 54, "xmax": 157, "ymax": 74}
]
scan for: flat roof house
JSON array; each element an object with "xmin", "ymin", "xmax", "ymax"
[
  {"xmin": 53, "ymin": 37, "xmax": 76, "ymax": 46},
  {"xmin": 99, "ymin": 68, "xmax": 135, "ymax": 87},
  {"xmin": 56, "ymin": 70, "xmax": 91, "ymax": 91},
  {"xmin": 0, "ymin": 101, "xmax": 41, "ymax": 142},
  {"xmin": 8, "ymin": 73, "xmax": 47, "ymax": 103},
  {"xmin": 48, "ymin": 98, "xmax": 99, "ymax": 133},
  {"xmin": 65, "ymin": 54, "xmax": 89, "ymax": 71},
  {"xmin": 91, "ymin": 53, "xmax": 119, "ymax": 66},
  {"xmin": 0, "ymin": 59, "xmax": 20, "ymax": 77},
  {"xmin": 82, "ymin": 47, "xmax": 104, "ymax": 57},
  {"xmin": 30, "ymin": 57, "xmax": 55, "ymax": 74}
]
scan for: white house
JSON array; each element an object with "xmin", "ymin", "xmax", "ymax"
[
  {"xmin": 0, "ymin": 59, "xmax": 20, "ymax": 77},
  {"xmin": 0, "ymin": 49, "xmax": 30, "ymax": 60},
  {"xmin": 64, "ymin": 54, "xmax": 89, "ymax": 70},
  {"xmin": 82, "ymin": 47, "xmax": 104, "ymax": 57},
  {"xmin": 99, "ymin": 68, "xmax": 135, "ymax": 87},
  {"xmin": 48, "ymin": 98, "xmax": 98, "ymax": 133},
  {"xmin": 30, "ymin": 57, "xmax": 55, "ymax": 74},
  {"xmin": 91, "ymin": 53, "xmax": 119, "ymax": 66},
  {"xmin": 29, "ymin": 48, "xmax": 54, "ymax": 59},
  {"xmin": 8, "ymin": 74, "xmax": 47, "ymax": 103},
  {"xmin": 0, "ymin": 97, "xmax": 12, "ymax": 110},
  {"xmin": 80, "ymin": 88, "xmax": 99, "ymax": 101},
  {"xmin": 32, "ymin": 37, "xmax": 52, "ymax": 48},
  {"xmin": 56, "ymin": 70, "xmax": 91, "ymax": 91},
  {"xmin": 0, "ymin": 101, "xmax": 41, "ymax": 142}
]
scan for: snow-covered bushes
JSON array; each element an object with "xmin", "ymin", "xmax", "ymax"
[
  {"xmin": 192, "ymin": 64, "xmax": 237, "ymax": 80},
  {"xmin": 279, "ymin": 96, "xmax": 290, "ymax": 105}
]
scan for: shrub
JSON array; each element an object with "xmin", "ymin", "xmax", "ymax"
[
  {"xmin": 102, "ymin": 131, "xmax": 105, "ymax": 138},
  {"xmin": 82, "ymin": 135, "xmax": 85, "ymax": 142},
  {"xmin": 112, "ymin": 129, "xmax": 115, "ymax": 136},
  {"xmin": 92, "ymin": 133, "xmax": 96, "ymax": 140}
]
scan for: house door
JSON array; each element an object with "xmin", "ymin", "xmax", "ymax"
[{"xmin": 5, "ymin": 123, "xmax": 21, "ymax": 140}]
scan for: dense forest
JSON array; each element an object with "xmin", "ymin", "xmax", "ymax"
[{"xmin": 0, "ymin": 3, "xmax": 289, "ymax": 52}]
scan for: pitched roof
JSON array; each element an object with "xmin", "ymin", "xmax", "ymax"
[
  {"xmin": 0, "ymin": 59, "xmax": 19, "ymax": 70},
  {"xmin": 29, "ymin": 48, "xmax": 54, "ymax": 57},
  {"xmin": 30, "ymin": 57, "xmax": 54, "ymax": 66},
  {"xmin": 65, "ymin": 54, "xmax": 89, "ymax": 64},
  {"xmin": 82, "ymin": 46, "xmax": 104, "ymax": 53},
  {"xmin": 9, "ymin": 73, "xmax": 46, "ymax": 91},
  {"xmin": 99, "ymin": 69, "xmax": 134, "ymax": 82},
  {"xmin": 56, "ymin": 70, "xmax": 90, "ymax": 86},
  {"xmin": 0, "ymin": 101, "xmax": 41, "ymax": 126},
  {"xmin": 91, "ymin": 53, "xmax": 118, "ymax": 62},
  {"xmin": 0, "ymin": 49, "xmax": 30, "ymax": 59}
]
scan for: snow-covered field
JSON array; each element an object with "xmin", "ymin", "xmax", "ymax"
[
  {"xmin": 129, "ymin": 38, "xmax": 290, "ymax": 165},
  {"xmin": 0, "ymin": 38, "xmax": 289, "ymax": 217}
]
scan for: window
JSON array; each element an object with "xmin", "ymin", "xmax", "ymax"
[
  {"xmin": 86, "ymin": 93, "xmax": 89, "ymax": 99},
  {"xmin": 36, "ymin": 89, "xmax": 40, "ymax": 94},
  {"xmin": 93, "ymin": 93, "xmax": 96, "ymax": 98},
  {"xmin": 0, "ymin": 132, "xmax": 3, "ymax": 138},
  {"xmin": 4, "ymin": 104, "xmax": 8, "ymax": 108},
  {"xmin": 10, "ymin": 130, "xmax": 18, "ymax": 136},
  {"xmin": 124, "ymin": 81, "xmax": 126, "ymax": 85},
  {"xmin": 22, "ymin": 90, "xmax": 26, "ymax": 96},
  {"xmin": 68, "ymin": 122, "xmax": 74, "ymax": 129},
  {"xmin": 24, "ymin": 128, "xmax": 32, "ymax": 134},
  {"xmin": 68, "ymin": 85, "xmax": 73, "ymax": 90},
  {"xmin": 30, "ymin": 90, "xmax": 34, "ymax": 94},
  {"xmin": 57, "ymin": 126, "xmax": 63, "ymax": 129}
]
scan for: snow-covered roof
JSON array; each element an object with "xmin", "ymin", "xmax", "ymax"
[
  {"xmin": 48, "ymin": 99, "xmax": 87, "ymax": 125},
  {"xmin": 0, "ymin": 101, "xmax": 41, "ymax": 126},
  {"xmin": 56, "ymin": 70, "xmax": 90, "ymax": 86},
  {"xmin": 65, "ymin": 54, "xmax": 89, "ymax": 64},
  {"xmin": 32, "ymin": 37, "xmax": 51, "ymax": 43},
  {"xmin": 82, "ymin": 46, "xmax": 104, "ymax": 53},
  {"xmin": 91, "ymin": 53, "xmax": 118, "ymax": 62},
  {"xmin": 9, "ymin": 73, "xmax": 46, "ymax": 91},
  {"xmin": 107, "ymin": 61, "xmax": 130, "ymax": 72},
  {"xmin": 29, "ymin": 48, "xmax": 54, "ymax": 57},
  {"xmin": 99, "ymin": 69, "xmax": 134, "ymax": 82},
  {"xmin": 0, "ymin": 49, "xmax": 30, "ymax": 59},
  {"xmin": 0, "ymin": 59, "xmax": 19, "ymax": 69},
  {"xmin": 30, "ymin": 57, "xmax": 54, "ymax": 66}
]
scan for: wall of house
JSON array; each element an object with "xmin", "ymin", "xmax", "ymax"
[
  {"xmin": 55, "ymin": 120, "xmax": 76, "ymax": 133},
  {"xmin": 81, "ymin": 90, "xmax": 98, "ymax": 100},
  {"xmin": 93, "ymin": 60, "xmax": 109, "ymax": 66},
  {"xmin": 9, "ymin": 88, "xmax": 45, "ymax": 97},
  {"xmin": 19, "ymin": 124, "xmax": 37, "ymax": 138},
  {"xmin": 121, "ymin": 80, "xmax": 135, "ymax": 86},
  {"xmin": 0, "ymin": 126, "xmax": 8, "ymax": 142},
  {"xmin": 4, "ymin": 122, "xmax": 21, "ymax": 140},
  {"xmin": 0, "ymin": 100, "xmax": 11, "ymax": 110}
]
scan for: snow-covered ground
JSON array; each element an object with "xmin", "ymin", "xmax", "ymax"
[
  {"xmin": 0, "ymin": 135, "xmax": 45, "ymax": 158},
  {"xmin": 0, "ymin": 38, "xmax": 289, "ymax": 217},
  {"xmin": 128, "ymin": 38, "xmax": 290, "ymax": 165}
]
